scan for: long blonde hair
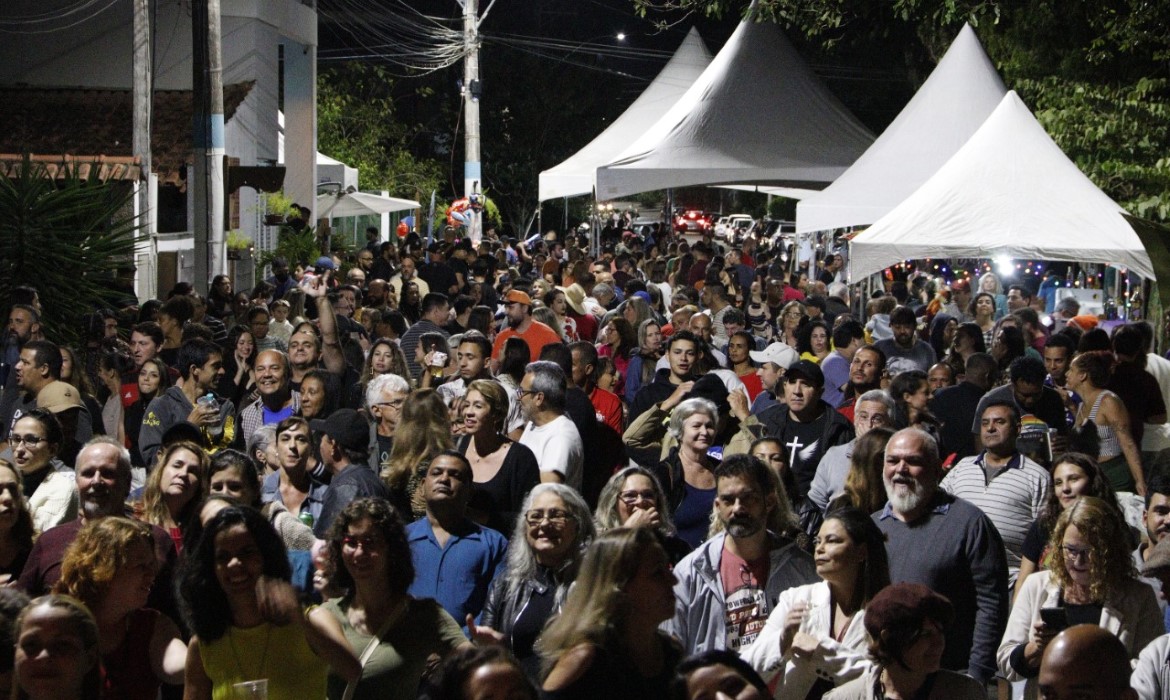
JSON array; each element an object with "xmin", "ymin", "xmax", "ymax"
[
  {"xmin": 381, "ymin": 389, "xmax": 452, "ymax": 489},
  {"xmin": 140, "ymin": 441, "xmax": 209, "ymax": 528},
  {"xmin": 536, "ymin": 527, "xmax": 661, "ymax": 673}
]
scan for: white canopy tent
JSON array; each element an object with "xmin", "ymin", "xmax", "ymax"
[
  {"xmin": 849, "ymin": 91, "xmax": 1154, "ymax": 280},
  {"xmin": 538, "ymin": 28, "xmax": 712, "ymax": 202},
  {"xmin": 797, "ymin": 24, "xmax": 1006, "ymax": 233},
  {"xmin": 316, "ymin": 153, "xmax": 358, "ymax": 192},
  {"xmin": 717, "ymin": 184, "xmax": 819, "ymax": 200},
  {"xmin": 594, "ymin": 11, "xmax": 874, "ymax": 199}
]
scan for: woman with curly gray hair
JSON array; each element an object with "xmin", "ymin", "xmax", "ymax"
[
  {"xmin": 467, "ymin": 483, "xmax": 594, "ymax": 683},
  {"xmin": 594, "ymin": 466, "xmax": 692, "ymax": 562},
  {"xmin": 649, "ymin": 397, "xmax": 719, "ymax": 550}
]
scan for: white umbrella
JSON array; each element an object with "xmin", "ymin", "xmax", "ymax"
[{"xmin": 315, "ymin": 191, "xmax": 420, "ymax": 219}]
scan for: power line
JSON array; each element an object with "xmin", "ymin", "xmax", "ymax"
[{"xmin": 0, "ymin": 0, "xmax": 122, "ymax": 34}]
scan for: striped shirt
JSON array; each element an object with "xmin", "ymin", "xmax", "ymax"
[{"xmin": 940, "ymin": 452, "xmax": 1050, "ymax": 576}]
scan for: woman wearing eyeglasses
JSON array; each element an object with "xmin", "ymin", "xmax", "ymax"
[
  {"xmin": 468, "ymin": 483, "xmax": 595, "ymax": 683},
  {"xmin": 593, "ymin": 467, "xmax": 692, "ymax": 563},
  {"xmin": 997, "ymin": 496, "xmax": 1161, "ymax": 698},
  {"xmin": 777, "ymin": 301, "xmax": 807, "ymax": 348},
  {"xmin": 11, "ymin": 409, "xmax": 75, "ymax": 533}
]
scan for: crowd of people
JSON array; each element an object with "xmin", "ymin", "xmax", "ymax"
[{"xmin": 0, "ymin": 222, "xmax": 1169, "ymax": 699}]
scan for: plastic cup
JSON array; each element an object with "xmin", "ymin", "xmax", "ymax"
[{"xmin": 233, "ymin": 679, "xmax": 268, "ymax": 700}]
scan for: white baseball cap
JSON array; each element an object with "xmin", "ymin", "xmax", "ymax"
[{"xmin": 749, "ymin": 342, "xmax": 799, "ymax": 369}]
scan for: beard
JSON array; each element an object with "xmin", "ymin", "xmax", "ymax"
[
  {"xmin": 723, "ymin": 515, "xmax": 764, "ymax": 539},
  {"xmin": 884, "ymin": 474, "xmax": 931, "ymax": 514},
  {"xmin": 81, "ymin": 491, "xmax": 121, "ymax": 520},
  {"xmin": 507, "ymin": 315, "xmax": 523, "ymax": 330}
]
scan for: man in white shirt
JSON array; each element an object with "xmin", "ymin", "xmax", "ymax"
[{"xmin": 517, "ymin": 361, "xmax": 583, "ymax": 490}]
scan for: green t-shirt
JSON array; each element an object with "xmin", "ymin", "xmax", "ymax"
[{"xmin": 324, "ymin": 596, "xmax": 467, "ymax": 700}]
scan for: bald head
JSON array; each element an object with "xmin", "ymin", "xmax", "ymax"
[
  {"xmin": 1039, "ymin": 625, "xmax": 1136, "ymax": 700},
  {"xmin": 689, "ymin": 312, "xmax": 713, "ymax": 342},
  {"xmin": 255, "ymin": 349, "xmax": 290, "ymax": 397}
]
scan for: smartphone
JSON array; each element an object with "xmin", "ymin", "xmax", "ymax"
[{"xmin": 1039, "ymin": 607, "xmax": 1069, "ymax": 631}]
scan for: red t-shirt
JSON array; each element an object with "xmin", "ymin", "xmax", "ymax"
[
  {"xmin": 719, "ymin": 544, "xmax": 770, "ymax": 652},
  {"xmin": 589, "ymin": 386, "xmax": 623, "ymax": 434},
  {"xmin": 569, "ymin": 312, "xmax": 598, "ymax": 344}
]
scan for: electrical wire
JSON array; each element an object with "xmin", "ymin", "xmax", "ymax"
[
  {"xmin": 0, "ymin": 0, "xmax": 122, "ymax": 33},
  {"xmin": 317, "ymin": 0, "xmax": 465, "ymax": 75}
]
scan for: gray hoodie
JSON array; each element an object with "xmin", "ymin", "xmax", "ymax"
[{"xmin": 139, "ymin": 386, "xmax": 236, "ymax": 467}]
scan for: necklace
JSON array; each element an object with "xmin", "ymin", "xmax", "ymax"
[{"xmin": 228, "ymin": 624, "xmax": 273, "ymax": 681}]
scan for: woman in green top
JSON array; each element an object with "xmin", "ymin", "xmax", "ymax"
[
  {"xmin": 324, "ymin": 498, "xmax": 470, "ymax": 700},
  {"xmin": 179, "ymin": 506, "xmax": 359, "ymax": 700}
]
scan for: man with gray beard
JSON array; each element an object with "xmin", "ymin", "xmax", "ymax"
[{"xmin": 873, "ymin": 428, "xmax": 1009, "ymax": 685}]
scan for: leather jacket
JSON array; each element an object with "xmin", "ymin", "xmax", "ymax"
[{"xmin": 480, "ymin": 563, "xmax": 572, "ymax": 637}]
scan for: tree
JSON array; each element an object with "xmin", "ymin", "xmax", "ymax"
[
  {"xmin": 317, "ymin": 63, "xmax": 446, "ymax": 199},
  {"xmin": 0, "ymin": 157, "xmax": 144, "ymax": 344},
  {"xmin": 631, "ymin": 0, "xmax": 1170, "ymax": 222}
]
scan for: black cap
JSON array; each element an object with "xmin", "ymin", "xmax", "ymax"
[
  {"xmin": 163, "ymin": 422, "xmax": 206, "ymax": 449},
  {"xmin": 687, "ymin": 373, "xmax": 730, "ymax": 412},
  {"xmin": 310, "ymin": 409, "xmax": 369, "ymax": 452},
  {"xmin": 785, "ymin": 360, "xmax": 824, "ymax": 388}
]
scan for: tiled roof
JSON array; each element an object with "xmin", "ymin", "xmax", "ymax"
[{"xmin": 0, "ymin": 82, "xmax": 254, "ymax": 184}]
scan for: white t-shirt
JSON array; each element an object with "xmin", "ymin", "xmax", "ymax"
[{"xmin": 518, "ymin": 415, "xmax": 583, "ymax": 490}]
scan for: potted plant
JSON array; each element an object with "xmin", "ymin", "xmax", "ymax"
[
  {"xmin": 264, "ymin": 191, "xmax": 295, "ymax": 226},
  {"xmin": 226, "ymin": 230, "xmax": 252, "ymax": 260}
]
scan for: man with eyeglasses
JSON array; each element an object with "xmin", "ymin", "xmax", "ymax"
[
  {"xmin": 365, "ymin": 373, "xmax": 410, "ymax": 471},
  {"xmin": 942, "ymin": 401, "xmax": 1051, "ymax": 583},
  {"xmin": 407, "ymin": 450, "xmax": 507, "ymax": 626},
  {"xmin": 929, "ymin": 352, "xmax": 997, "ymax": 462},
  {"xmin": 517, "ymin": 361, "xmax": 583, "ymax": 490},
  {"xmin": 807, "ymin": 389, "xmax": 894, "ymax": 512},
  {"xmin": 875, "ymin": 428, "xmax": 1009, "ymax": 684},
  {"xmin": 668, "ymin": 454, "xmax": 817, "ymax": 655}
]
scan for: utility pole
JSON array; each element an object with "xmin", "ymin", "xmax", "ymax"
[
  {"xmin": 192, "ymin": 0, "xmax": 226, "ymax": 295},
  {"xmin": 132, "ymin": 0, "xmax": 153, "ymax": 299},
  {"xmin": 462, "ymin": 0, "xmax": 482, "ymax": 244}
]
